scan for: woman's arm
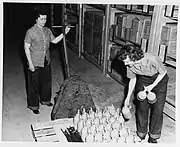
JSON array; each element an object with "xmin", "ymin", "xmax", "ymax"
[
  {"xmin": 124, "ymin": 77, "xmax": 137, "ymax": 106},
  {"xmin": 51, "ymin": 33, "xmax": 63, "ymax": 44},
  {"xmin": 145, "ymin": 55, "xmax": 167, "ymax": 91},
  {"xmin": 51, "ymin": 27, "xmax": 70, "ymax": 44},
  {"xmin": 145, "ymin": 71, "xmax": 167, "ymax": 92},
  {"xmin": 24, "ymin": 42, "xmax": 35, "ymax": 72}
]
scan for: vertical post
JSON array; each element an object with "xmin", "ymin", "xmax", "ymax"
[
  {"xmin": 78, "ymin": 4, "xmax": 83, "ymax": 58},
  {"xmin": 81, "ymin": 5, "xmax": 85, "ymax": 55},
  {"xmin": 50, "ymin": 4, "xmax": 53, "ymax": 29},
  {"xmin": 62, "ymin": 4, "xmax": 70, "ymax": 78},
  {"xmin": 103, "ymin": 4, "xmax": 111, "ymax": 75},
  {"xmin": 147, "ymin": 5, "xmax": 164, "ymax": 54}
]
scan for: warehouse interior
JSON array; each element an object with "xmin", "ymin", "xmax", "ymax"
[{"xmin": 2, "ymin": 2, "xmax": 178, "ymax": 143}]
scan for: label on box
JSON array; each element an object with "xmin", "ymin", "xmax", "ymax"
[
  {"xmin": 141, "ymin": 39, "xmax": 147, "ymax": 52},
  {"xmin": 158, "ymin": 44, "xmax": 166, "ymax": 62},
  {"xmin": 143, "ymin": 5, "xmax": 148, "ymax": 13},
  {"xmin": 165, "ymin": 5, "xmax": 173, "ymax": 17}
]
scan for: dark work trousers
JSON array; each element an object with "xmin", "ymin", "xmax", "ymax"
[
  {"xmin": 27, "ymin": 61, "xmax": 52, "ymax": 111},
  {"xmin": 134, "ymin": 73, "xmax": 169, "ymax": 140}
]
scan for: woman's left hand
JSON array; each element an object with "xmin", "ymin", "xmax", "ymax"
[
  {"xmin": 65, "ymin": 26, "xmax": 71, "ymax": 34},
  {"xmin": 144, "ymin": 84, "xmax": 154, "ymax": 92}
]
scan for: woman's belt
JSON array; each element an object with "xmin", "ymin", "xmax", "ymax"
[{"xmin": 35, "ymin": 58, "xmax": 49, "ymax": 69}]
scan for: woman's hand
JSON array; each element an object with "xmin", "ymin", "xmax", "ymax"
[
  {"xmin": 29, "ymin": 63, "xmax": 35, "ymax": 72},
  {"xmin": 124, "ymin": 77, "xmax": 136, "ymax": 108},
  {"xmin": 124, "ymin": 97, "xmax": 131, "ymax": 108},
  {"xmin": 51, "ymin": 26, "xmax": 71, "ymax": 44},
  {"xmin": 144, "ymin": 84, "xmax": 154, "ymax": 92},
  {"xmin": 145, "ymin": 72, "xmax": 167, "ymax": 92},
  {"xmin": 65, "ymin": 26, "xmax": 71, "ymax": 34}
]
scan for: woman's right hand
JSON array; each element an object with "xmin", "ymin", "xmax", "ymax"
[
  {"xmin": 124, "ymin": 97, "xmax": 131, "ymax": 108},
  {"xmin": 29, "ymin": 63, "xmax": 35, "ymax": 72}
]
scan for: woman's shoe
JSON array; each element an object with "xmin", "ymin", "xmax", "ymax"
[
  {"xmin": 134, "ymin": 135, "xmax": 146, "ymax": 143},
  {"xmin": 33, "ymin": 110, "xmax": 40, "ymax": 114},
  {"xmin": 148, "ymin": 137, "xmax": 157, "ymax": 143},
  {"xmin": 46, "ymin": 103, "xmax": 53, "ymax": 107},
  {"xmin": 40, "ymin": 101, "xmax": 53, "ymax": 107}
]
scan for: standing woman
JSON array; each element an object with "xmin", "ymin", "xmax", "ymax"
[
  {"xmin": 118, "ymin": 45, "xmax": 169, "ymax": 143},
  {"xmin": 24, "ymin": 8, "xmax": 70, "ymax": 114}
]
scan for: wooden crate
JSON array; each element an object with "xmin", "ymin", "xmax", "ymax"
[{"xmin": 31, "ymin": 118, "xmax": 73, "ymax": 142}]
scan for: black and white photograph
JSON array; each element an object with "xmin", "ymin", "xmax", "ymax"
[{"xmin": 0, "ymin": 0, "xmax": 179, "ymax": 145}]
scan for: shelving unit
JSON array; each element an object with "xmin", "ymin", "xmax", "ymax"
[
  {"xmin": 81, "ymin": 4, "xmax": 155, "ymax": 85},
  {"xmin": 80, "ymin": 4, "xmax": 178, "ymax": 81},
  {"xmin": 81, "ymin": 4, "xmax": 106, "ymax": 70},
  {"xmin": 112, "ymin": 4, "xmax": 154, "ymax": 16},
  {"xmin": 105, "ymin": 5, "xmax": 154, "ymax": 85},
  {"xmin": 49, "ymin": 3, "xmax": 178, "ymax": 71},
  {"xmin": 79, "ymin": 4, "xmax": 177, "ymax": 120},
  {"xmin": 148, "ymin": 5, "xmax": 178, "ymax": 68}
]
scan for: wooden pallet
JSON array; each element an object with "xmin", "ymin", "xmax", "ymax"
[{"xmin": 31, "ymin": 118, "xmax": 73, "ymax": 142}]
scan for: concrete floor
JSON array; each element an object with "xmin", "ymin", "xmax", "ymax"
[{"xmin": 2, "ymin": 41, "xmax": 176, "ymax": 143}]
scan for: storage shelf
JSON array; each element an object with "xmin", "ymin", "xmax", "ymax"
[
  {"xmin": 86, "ymin": 4, "xmax": 106, "ymax": 11},
  {"xmin": 163, "ymin": 102, "xmax": 175, "ymax": 121},
  {"xmin": 126, "ymin": 40, "xmax": 141, "ymax": 47},
  {"xmin": 165, "ymin": 16, "xmax": 178, "ymax": 21},
  {"xmin": 113, "ymin": 38, "xmax": 141, "ymax": 47},
  {"xmin": 165, "ymin": 60, "xmax": 176, "ymax": 68},
  {"xmin": 113, "ymin": 8, "xmax": 153, "ymax": 17},
  {"xmin": 112, "ymin": 39, "xmax": 126, "ymax": 46}
]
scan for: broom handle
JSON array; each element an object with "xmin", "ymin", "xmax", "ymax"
[
  {"xmin": 63, "ymin": 28, "xmax": 70, "ymax": 78},
  {"xmin": 63, "ymin": 4, "xmax": 70, "ymax": 78}
]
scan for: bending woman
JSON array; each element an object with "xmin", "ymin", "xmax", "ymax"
[{"xmin": 118, "ymin": 45, "xmax": 169, "ymax": 143}]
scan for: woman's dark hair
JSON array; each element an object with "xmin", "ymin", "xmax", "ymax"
[
  {"xmin": 117, "ymin": 45, "xmax": 144, "ymax": 61},
  {"xmin": 34, "ymin": 8, "xmax": 48, "ymax": 20}
]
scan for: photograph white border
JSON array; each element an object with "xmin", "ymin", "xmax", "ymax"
[{"xmin": 0, "ymin": 0, "xmax": 180, "ymax": 147}]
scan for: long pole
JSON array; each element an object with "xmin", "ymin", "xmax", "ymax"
[
  {"xmin": 103, "ymin": 4, "xmax": 111, "ymax": 75},
  {"xmin": 62, "ymin": 4, "xmax": 70, "ymax": 78},
  {"xmin": 78, "ymin": 4, "xmax": 83, "ymax": 58}
]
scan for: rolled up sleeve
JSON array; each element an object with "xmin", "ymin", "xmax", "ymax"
[
  {"xmin": 152, "ymin": 56, "xmax": 167, "ymax": 74},
  {"xmin": 48, "ymin": 28, "xmax": 55, "ymax": 42},
  {"xmin": 127, "ymin": 66, "xmax": 136, "ymax": 79},
  {"xmin": 24, "ymin": 30, "xmax": 32, "ymax": 44}
]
